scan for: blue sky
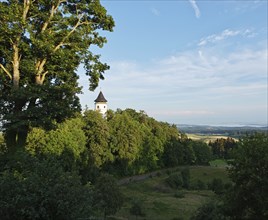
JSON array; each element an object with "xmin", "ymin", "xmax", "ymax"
[{"xmin": 78, "ymin": 0, "xmax": 267, "ymax": 125}]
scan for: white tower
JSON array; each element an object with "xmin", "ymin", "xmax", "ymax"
[{"xmin": 94, "ymin": 91, "xmax": 108, "ymax": 116}]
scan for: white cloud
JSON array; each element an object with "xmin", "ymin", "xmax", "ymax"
[
  {"xmin": 79, "ymin": 44, "xmax": 267, "ymax": 124},
  {"xmin": 188, "ymin": 0, "xmax": 201, "ymax": 18},
  {"xmin": 151, "ymin": 110, "xmax": 215, "ymax": 116},
  {"xmin": 198, "ymin": 29, "xmax": 256, "ymax": 46}
]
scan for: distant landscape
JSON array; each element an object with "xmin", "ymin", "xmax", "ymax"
[{"xmin": 178, "ymin": 124, "xmax": 268, "ymax": 137}]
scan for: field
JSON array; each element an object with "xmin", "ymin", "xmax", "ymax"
[
  {"xmin": 186, "ymin": 133, "xmax": 233, "ymax": 143},
  {"xmin": 113, "ymin": 165, "xmax": 230, "ymax": 220}
]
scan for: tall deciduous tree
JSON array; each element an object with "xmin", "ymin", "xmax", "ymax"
[
  {"xmin": 225, "ymin": 133, "xmax": 268, "ymax": 219},
  {"xmin": 83, "ymin": 110, "xmax": 113, "ymax": 168},
  {"xmin": 0, "ymin": 0, "xmax": 114, "ymax": 150}
]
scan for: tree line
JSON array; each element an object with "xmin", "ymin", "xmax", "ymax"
[{"xmin": 0, "ymin": 108, "xmax": 214, "ymax": 219}]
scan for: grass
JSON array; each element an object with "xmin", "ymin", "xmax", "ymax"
[
  {"xmin": 209, "ymin": 159, "xmax": 228, "ymax": 167},
  {"xmin": 113, "ymin": 166, "xmax": 230, "ymax": 220}
]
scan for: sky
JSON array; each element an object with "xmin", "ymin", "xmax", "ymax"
[{"xmin": 78, "ymin": 0, "xmax": 268, "ymax": 126}]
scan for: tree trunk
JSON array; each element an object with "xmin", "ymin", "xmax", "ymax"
[{"xmin": 13, "ymin": 44, "xmax": 20, "ymax": 88}]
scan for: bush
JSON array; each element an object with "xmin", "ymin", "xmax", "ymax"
[
  {"xmin": 174, "ymin": 191, "xmax": 185, "ymax": 198},
  {"xmin": 191, "ymin": 179, "xmax": 206, "ymax": 190},
  {"xmin": 191, "ymin": 200, "xmax": 226, "ymax": 220},
  {"xmin": 208, "ymin": 178, "xmax": 224, "ymax": 195},
  {"xmin": 0, "ymin": 153, "xmax": 94, "ymax": 220},
  {"xmin": 94, "ymin": 174, "xmax": 124, "ymax": 218},
  {"xmin": 129, "ymin": 199, "xmax": 146, "ymax": 218},
  {"xmin": 165, "ymin": 173, "xmax": 183, "ymax": 189},
  {"xmin": 181, "ymin": 168, "xmax": 190, "ymax": 189}
]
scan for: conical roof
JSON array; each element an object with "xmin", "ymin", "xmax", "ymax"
[{"xmin": 94, "ymin": 91, "xmax": 107, "ymax": 102}]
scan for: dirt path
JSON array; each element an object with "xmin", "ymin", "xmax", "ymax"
[{"xmin": 117, "ymin": 168, "xmax": 175, "ymax": 185}]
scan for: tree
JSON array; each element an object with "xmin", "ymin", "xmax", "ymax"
[
  {"xmin": 162, "ymin": 137, "xmax": 184, "ymax": 167},
  {"xmin": 108, "ymin": 111, "xmax": 143, "ymax": 175},
  {"xmin": 0, "ymin": 0, "xmax": 114, "ymax": 150},
  {"xmin": 93, "ymin": 174, "xmax": 124, "ymax": 219},
  {"xmin": 209, "ymin": 137, "xmax": 237, "ymax": 159},
  {"xmin": 82, "ymin": 110, "xmax": 113, "ymax": 167},
  {"xmin": 224, "ymin": 133, "xmax": 268, "ymax": 219},
  {"xmin": 0, "ymin": 152, "xmax": 94, "ymax": 220},
  {"xmin": 25, "ymin": 117, "xmax": 87, "ymax": 170},
  {"xmin": 190, "ymin": 141, "xmax": 212, "ymax": 165}
]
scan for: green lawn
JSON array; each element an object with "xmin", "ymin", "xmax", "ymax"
[{"xmin": 112, "ymin": 166, "xmax": 230, "ymax": 220}]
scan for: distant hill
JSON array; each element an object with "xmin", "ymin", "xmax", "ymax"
[{"xmin": 177, "ymin": 124, "xmax": 268, "ymax": 138}]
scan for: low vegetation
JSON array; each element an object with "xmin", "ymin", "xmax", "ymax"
[{"xmin": 114, "ymin": 166, "xmax": 229, "ymax": 220}]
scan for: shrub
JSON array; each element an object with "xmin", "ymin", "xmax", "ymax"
[
  {"xmin": 165, "ymin": 173, "xmax": 183, "ymax": 189},
  {"xmin": 129, "ymin": 199, "xmax": 146, "ymax": 218},
  {"xmin": 191, "ymin": 179, "xmax": 206, "ymax": 190},
  {"xmin": 0, "ymin": 153, "xmax": 94, "ymax": 220},
  {"xmin": 208, "ymin": 178, "xmax": 224, "ymax": 195},
  {"xmin": 181, "ymin": 168, "xmax": 190, "ymax": 189},
  {"xmin": 174, "ymin": 191, "xmax": 185, "ymax": 198}
]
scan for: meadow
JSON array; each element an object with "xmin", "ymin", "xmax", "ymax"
[{"xmin": 113, "ymin": 165, "xmax": 230, "ymax": 220}]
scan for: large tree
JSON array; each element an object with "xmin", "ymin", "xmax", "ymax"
[
  {"xmin": 0, "ymin": 0, "xmax": 114, "ymax": 150},
  {"xmin": 225, "ymin": 133, "xmax": 268, "ymax": 219}
]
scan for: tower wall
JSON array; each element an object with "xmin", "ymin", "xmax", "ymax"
[{"xmin": 95, "ymin": 102, "xmax": 107, "ymax": 116}]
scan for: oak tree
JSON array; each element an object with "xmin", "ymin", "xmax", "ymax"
[{"xmin": 0, "ymin": 0, "xmax": 114, "ymax": 150}]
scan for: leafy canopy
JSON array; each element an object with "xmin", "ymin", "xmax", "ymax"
[{"xmin": 0, "ymin": 0, "xmax": 114, "ymax": 148}]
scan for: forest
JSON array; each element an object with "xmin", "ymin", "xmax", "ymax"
[
  {"xmin": 0, "ymin": 1, "xmax": 267, "ymax": 219},
  {"xmin": 0, "ymin": 108, "xmax": 267, "ymax": 219}
]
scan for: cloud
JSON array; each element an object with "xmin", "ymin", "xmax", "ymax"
[
  {"xmin": 151, "ymin": 110, "xmax": 215, "ymax": 116},
  {"xmin": 198, "ymin": 29, "xmax": 256, "ymax": 46},
  {"xmin": 188, "ymin": 0, "xmax": 201, "ymax": 18},
  {"xmin": 78, "ymin": 43, "xmax": 267, "ymax": 124},
  {"xmin": 151, "ymin": 8, "xmax": 160, "ymax": 16}
]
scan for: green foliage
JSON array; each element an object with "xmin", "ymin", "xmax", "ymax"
[
  {"xmin": 94, "ymin": 174, "xmax": 124, "ymax": 218},
  {"xmin": 165, "ymin": 173, "xmax": 183, "ymax": 189},
  {"xmin": 83, "ymin": 110, "xmax": 113, "ymax": 168},
  {"xmin": 191, "ymin": 200, "xmax": 227, "ymax": 220},
  {"xmin": 190, "ymin": 141, "xmax": 212, "ymax": 165},
  {"xmin": 162, "ymin": 137, "xmax": 184, "ymax": 167},
  {"xmin": 26, "ymin": 117, "xmax": 86, "ymax": 168},
  {"xmin": 208, "ymin": 178, "xmax": 225, "ymax": 195},
  {"xmin": 109, "ymin": 111, "xmax": 142, "ymax": 163},
  {"xmin": 181, "ymin": 167, "xmax": 191, "ymax": 189},
  {"xmin": 224, "ymin": 133, "xmax": 268, "ymax": 219},
  {"xmin": 0, "ymin": 152, "xmax": 94, "ymax": 220},
  {"xmin": 209, "ymin": 137, "xmax": 237, "ymax": 159},
  {"xmin": 0, "ymin": 0, "xmax": 114, "ymax": 149},
  {"xmin": 0, "ymin": 133, "xmax": 7, "ymax": 155},
  {"xmin": 190, "ymin": 179, "xmax": 207, "ymax": 190},
  {"xmin": 129, "ymin": 199, "xmax": 146, "ymax": 219},
  {"xmin": 183, "ymin": 142, "xmax": 196, "ymax": 165},
  {"xmin": 174, "ymin": 191, "xmax": 185, "ymax": 198}
]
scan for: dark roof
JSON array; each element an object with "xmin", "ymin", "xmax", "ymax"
[{"xmin": 94, "ymin": 91, "xmax": 107, "ymax": 102}]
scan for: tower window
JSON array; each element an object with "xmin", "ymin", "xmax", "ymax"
[{"xmin": 97, "ymin": 105, "xmax": 99, "ymax": 109}]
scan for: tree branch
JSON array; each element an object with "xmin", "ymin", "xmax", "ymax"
[
  {"xmin": 41, "ymin": 0, "xmax": 66, "ymax": 33},
  {"xmin": 0, "ymin": 64, "xmax": 12, "ymax": 80},
  {"xmin": 22, "ymin": 0, "xmax": 31, "ymax": 23},
  {"xmin": 53, "ymin": 15, "xmax": 87, "ymax": 52}
]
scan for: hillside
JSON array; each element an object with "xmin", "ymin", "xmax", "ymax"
[{"xmin": 114, "ymin": 165, "xmax": 230, "ymax": 220}]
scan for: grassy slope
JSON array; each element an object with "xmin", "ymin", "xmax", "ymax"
[{"xmin": 114, "ymin": 166, "xmax": 229, "ymax": 220}]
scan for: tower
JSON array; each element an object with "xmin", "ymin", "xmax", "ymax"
[{"xmin": 94, "ymin": 91, "xmax": 108, "ymax": 116}]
